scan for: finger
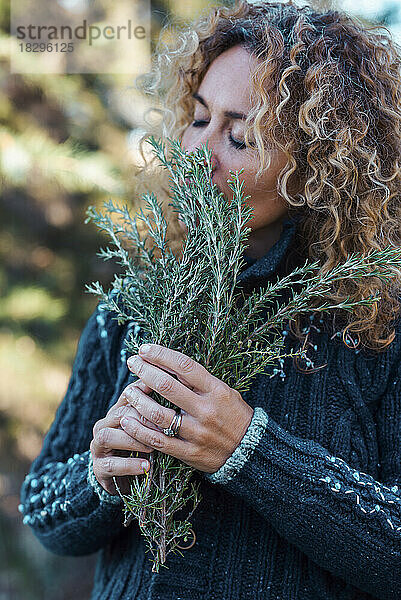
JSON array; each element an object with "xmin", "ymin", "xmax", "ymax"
[
  {"xmin": 92, "ymin": 425, "xmax": 154, "ymax": 455},
  {"xmin": 116, "ymin": 379, "xmax": 152, "ymax": 407},
  {"xmin": 129, "ymin": 344, "xmax": 217, "ymax": 394},
  {"xmin": 96, "ymin": 455, "xmax": 150, "ymax": 479},
  {"xmin": 120, "ymin": 413, "xmax": 189, "ymax": 460},
  {"xmin": 106, "ymin": 404, "xmax": 163, "ymax": 432},
  {"xmin": 126, "ymin": 355, "xmax": 203, "ymax": 417},
  {"xmin": 109, "ymin": 380, "xmax": 152, "ymax": 418},
  {"xmin": 123, "ymin": 383, "xmax": 192, "ymax": 439},
  {"xmin": 130, "ymin": 379, "xmax": 153, "ymax": 395},
  {"xmin": 93, "ymin": 380, "xmax": 157, "ymax": 440}
]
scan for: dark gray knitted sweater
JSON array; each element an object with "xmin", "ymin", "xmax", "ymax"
[{"xmin": 20, "ymin": 219, "xmax": 401, "ymax": 599}]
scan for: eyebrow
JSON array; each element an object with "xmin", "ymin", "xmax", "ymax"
[{"xmin": 192, "ymin": 92, "xmax": 248, "ymax": 120}]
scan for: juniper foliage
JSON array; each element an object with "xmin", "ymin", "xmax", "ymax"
[{"xmin": 85, "ymin": 136, "xmax": 401, "ymax": 572}]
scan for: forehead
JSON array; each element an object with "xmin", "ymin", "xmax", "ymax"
[{"xmin": 196, "ymin": 45, "xmax": 256, "ymax": 112}]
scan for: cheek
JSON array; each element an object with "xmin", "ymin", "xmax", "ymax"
[
  {"xmin": 245, "ymin": 197, "xmax": 287, "ymax": 231},
  {"xmin": 245, "ymin": 153, "xmax": 287, "ymax": 196},
  {"xmin": 240, "ymin": 166, "xmax": 288, "ymax": 218}
]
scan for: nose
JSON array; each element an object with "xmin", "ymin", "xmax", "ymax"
[{"xmin": 183, "ymin": 129, "xmax": 219, "ymax": 176}]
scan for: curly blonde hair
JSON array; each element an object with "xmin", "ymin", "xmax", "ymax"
[{"xmin": 134, "ymin": 0, "xmax": 401, "ymax": 351}]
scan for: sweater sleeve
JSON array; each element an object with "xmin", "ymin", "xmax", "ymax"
[
  {"xmin": 19, "ymin": 303, "xmax": 135, "ymax": 557},
  {"xmin": 201, "ymin": 358, "xmax": 401, "ymax": 599}
]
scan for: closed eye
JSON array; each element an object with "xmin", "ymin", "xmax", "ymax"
[{"xmin": 191, "ymin": 120, "xmax": 246, "ymax": 150}]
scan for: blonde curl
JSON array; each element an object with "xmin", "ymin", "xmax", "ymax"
[{"xmin": 133, "ymin": 0, "xmax": 401, "ymax": 351}]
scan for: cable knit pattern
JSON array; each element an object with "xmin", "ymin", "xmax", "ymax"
[
  {"xmin": 19, "ymin": 305, "xmax": 130, "ymax": 557},
  {"xmin": 20, "ymin": 217, "xmax": 401, "ymax": 600},
  {"xmin": 202, "ymin": 406, "xmax": 401, "ymax": 597}
]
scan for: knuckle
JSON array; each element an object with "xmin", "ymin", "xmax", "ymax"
[
  {"xmin": 125, "ymin": 385, "xmax": 139, "ymax": 407},
  {"xmin": 97, "ymin": 427, "xmax": 111, "ymax": 448},
  {"xmin": 215, "ymin": 382, "xmax": 230, "ymax": 401},
  {"xmin": 151, "ymin": 345, "xmax": 164, "ymax": 361},
  {"xmin": 198, "ymin": 401, "xmax": 216, "ymax": 424},
  {"xmin": 125, "ymin": 419, "xmax": 138, "ymax": 436},
  {"xmin": 114, "ymin": 405, "xmax": 131, "ymax": 419},
  {"xmin": 177, "ymin": 354, "xmax": 194, "ymax": 373},
  {"xmin": 196, "ymin": 425, "xmax": 210, "ymax": 447},
  {"xmin": 111, "ymin": 397, "xmax": 124, "ymax": 411},
  {"xmin": 196, "ymin": 396, "xmax": 214, "ymax": 422},
  {"xmin": 102, "ymin": 457, "xmax": 115, "ymax": 477},
  {"xmin": 208, "ymin": 402, "xmax": 220, "ymax": 420},
  {"xmin": 114, "ymin": 394, "xmax": 128, "ymax": 409},
  {"xmin": 149, "ymin": 433, "xmax": 164, "ymax": 450},
  {"xmin": 149, "ymin": 406, "xmax": 165, "ymax": 426},
  {"xmin": 196, "ymin": 404, "xmax": 207, "ymax": 425},
  {"xmin": 157, "ymin": 376, "xmax": 174, "ymax": 394},
  {"xmin": 135, "ymin": 361, "xmax": 145, "ymax": 377},
  {"xmin": 93, "ymin": 417, "xmax": 108, "ymax": 437},
  {"xmin": 92, "ymin": 421, "xmax": 100, "ymax": 438},
  {"xmin": 187, "ymin": 444, "xmax": 200, "ymax": 463},
  {"xmin": 110, "ymin": 404, "xmax": 121, "ymax": 417},
  {"xmin": 137, "ymin": 413, "xmax": 148, "ymax": 426}
]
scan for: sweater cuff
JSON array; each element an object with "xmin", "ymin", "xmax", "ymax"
[
  {"xmin": 203, "ymin": 406, "xmax": 269, "ymax": 485},
  {"xmin": 87, "ymin": 453, "xmax": 122, "ymax": 505}
]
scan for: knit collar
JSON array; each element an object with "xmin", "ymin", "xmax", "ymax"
[{"xmin": 237, "ymin": 216, "xmax": 299, "ymax": 290}]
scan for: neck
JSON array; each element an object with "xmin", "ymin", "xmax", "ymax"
[{"xmin": 245, "ymin": 217, "xmax": 287, "ymax": 260}]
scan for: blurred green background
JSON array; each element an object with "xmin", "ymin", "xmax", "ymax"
[{"xmin": 0, "ymin": 0, "xmax": 400, "ymax": 598}]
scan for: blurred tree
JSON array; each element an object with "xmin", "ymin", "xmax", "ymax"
[
  {"xmin": 376, "ymin": 1, "xmax": 401, "ymax": 27},
  {"xmin": 0, "ymin": 1, "xmax": 231, "ymax": 598},
  {"xmin": 3, "ymin": 0, "xmax": 397, "ymax": 597}
]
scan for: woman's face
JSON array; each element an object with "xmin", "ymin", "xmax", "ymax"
[{"xmin": 181, "ymin": 44, "xmax": 289, "ymax": 238}]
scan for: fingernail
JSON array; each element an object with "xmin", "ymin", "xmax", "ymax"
[
  {"xmin": 141, "ymin": 461, "xmax": 150, "ymax": 472},
  {"xmin": 139, "ymin": 344, "xmax": 152, "ymax": 355},
  {"xmin": 127, "ymin": 355, "xmax": 139, "ymax": 369}
]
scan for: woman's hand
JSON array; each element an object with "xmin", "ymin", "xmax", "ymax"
[
  {"xmin": 90, "ymin": 380, "xmax": 161, "ymax": 495},
  {"xmin": 120, "ymin": 343, "xmax": 254, "ymax": 474}
]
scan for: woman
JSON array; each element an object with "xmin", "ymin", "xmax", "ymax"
[{"xmin": 20, "ymin": 1, "xmax": 401, "ymax": 599}]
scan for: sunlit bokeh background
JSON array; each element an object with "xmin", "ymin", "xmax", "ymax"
[{"xmin": 1, "ymin": 0, "xmax": 400, "ymax": 598}]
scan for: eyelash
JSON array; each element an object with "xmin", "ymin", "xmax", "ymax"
[{"xmin": 191, "ymin": 120, "xmax": 246, "ymax": 150}]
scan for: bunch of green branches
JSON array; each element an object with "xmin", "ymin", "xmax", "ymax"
[{"xmin": 85, "ymin": 136, "xmax": 401, "ymax": 573}]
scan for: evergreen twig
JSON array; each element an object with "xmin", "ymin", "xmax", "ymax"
[{"xmin": 85, "ymin": 136, "xmax": 401, "ymax": 572}]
